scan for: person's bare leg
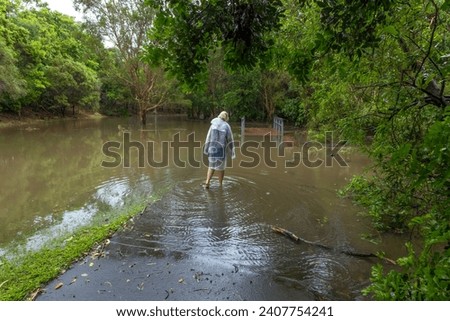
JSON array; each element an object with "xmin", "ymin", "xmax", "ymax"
[
  {"xmin": 218, "ymin": 170, "xmax": 225, "ymax": 186},
  {"xmin": 205, "ymin": 168, "xmax": 214, "ymax": 188}
]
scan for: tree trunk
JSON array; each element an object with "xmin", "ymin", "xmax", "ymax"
[
  {"xmin": 140, "ymin": 108, "xmax": 147, "ymax": 127},
  {"xmin": 263, "ymin": 83, "xmax": 275, "ymax": 122}
]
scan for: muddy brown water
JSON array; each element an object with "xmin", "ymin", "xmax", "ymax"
[{"xmin": 0, "ymin": 115, "xmax": 406, "ymax": 300}]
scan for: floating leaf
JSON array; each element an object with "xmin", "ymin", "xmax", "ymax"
[{"xmin": 54, "ymin": 282, "xmax": 64, "ymax": 290}]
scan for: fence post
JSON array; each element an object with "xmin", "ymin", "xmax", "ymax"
[
  {"xmin": 241, "ymin": 116, "xmax": 246, "ymax": 143},
  {"xmin": 273, "ymin": 116, "xmax": 284, "ymax": 145}
]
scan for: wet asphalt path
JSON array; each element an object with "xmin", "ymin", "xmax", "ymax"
[{"xmin": 36, "ymin": 182, "xmax": 315, "ymax": 301}]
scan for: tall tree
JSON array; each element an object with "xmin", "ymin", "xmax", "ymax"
[
  {"xmin": 75, "ymin": 0, "xmax": 171, "ymax": 126},
  {"xmin": 42, "ymin": 56, "xmax": 100, "ymax": 116}
]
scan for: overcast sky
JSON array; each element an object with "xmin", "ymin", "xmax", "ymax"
[{"xmin": 44, "ymin": 0, "xmax": 82, "ymax": 21}]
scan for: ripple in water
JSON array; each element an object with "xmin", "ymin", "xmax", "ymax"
[
  {"xmin": 126, "ymin": 174, "xmax": 376, "ymax": 299},
  {"xmin": 274, "ymin": 252, "xmax": 352, "ymax": 300},
  {"xmin": 135, "ymin": 176, "xmax": 275, "ymax": 269},
  {"xmin": 95, "ymin": 177, "xmax": 131, "ymax": 207}
]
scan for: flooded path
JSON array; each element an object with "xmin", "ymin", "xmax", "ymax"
[
  {"xmin": 36, "ymin": 177, "xmax": 380, "ymax": 301},
  {"xmin": 0, "ymin": 115, "xmax": 406, "ymax": 300}
]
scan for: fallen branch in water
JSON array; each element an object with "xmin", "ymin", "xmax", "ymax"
[{"xmin": 272, "ymin": 226, "xmax": 396, "ymax": 265}]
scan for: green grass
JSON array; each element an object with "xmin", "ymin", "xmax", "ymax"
[{"xmin": 0, "ymin": 202, "xmax": 148, "ymax": 301}]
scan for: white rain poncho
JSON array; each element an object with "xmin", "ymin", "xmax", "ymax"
[{"xmin": 204, "ymin": 117, "xmax": 235, "ymax": 170}]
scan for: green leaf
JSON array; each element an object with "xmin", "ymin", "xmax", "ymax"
[
  {"xmin": 442, "ymin": 0, "xmax": 450, "ymax": 11},
  {"xmin": 383, "ymin": 25, "xmax": 398, "ymax": 36}
]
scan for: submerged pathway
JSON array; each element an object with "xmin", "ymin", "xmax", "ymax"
[{"xmin": 37, "ymin": 177, "xmax": 375, "ymax": 301}]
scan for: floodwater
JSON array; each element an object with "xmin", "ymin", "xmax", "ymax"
[{"xmin": 0, "ymin": 115, "xmax": 406, "ymax": 300}]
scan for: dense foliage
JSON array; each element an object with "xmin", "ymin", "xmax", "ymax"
[
  {"xmin": 187, "ymin": 49, "xmax": 305, "ymax": 124},
  {"xmin": 146, "ymin": 0, "xmax": 450, "ymax": 300},
  {"xmin": 0, "ymin": 0, "xmax": 103, "ymax": 115},
  {"xmin": 0, "ymin": 0, "xmax": 180, "ymax": 119},
  {"xmin": 305, "ymin": 0, "xmax": 450, "ymax": 299}
]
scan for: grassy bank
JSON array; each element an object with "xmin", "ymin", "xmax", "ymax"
[{"xmin": 0, "ymin": 200, "xmax": 152, "ymax": 301}]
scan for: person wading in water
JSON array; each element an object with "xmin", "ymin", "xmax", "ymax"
[{"xmin": 203, "ymin": 111, "xmax": 235, "ymax": 188}]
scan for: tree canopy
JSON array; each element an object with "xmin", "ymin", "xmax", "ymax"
[
  {"xmin": 146, "ymin": 0, "xmax": 284, "ymax": 87},
  {"xmin": 0, "ymin": 0, "xmax": 104, "ymax": 115}
]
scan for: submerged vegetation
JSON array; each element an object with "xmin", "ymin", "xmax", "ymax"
[
  {"xmin": 0, "ymin": 187, "xmax": 174, "ymax": 302},
  {"xmin": 1, "ymin": 0, "xmax": 449, "ymax": 300},
  {"xmin": 0, "ymin": 202, "xmax": 146, "ymax": 300}
]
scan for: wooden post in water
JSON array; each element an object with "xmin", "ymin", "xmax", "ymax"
[{"xmin": 241, "ymin": 116, "xmax": 246, "ymax": 144}]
